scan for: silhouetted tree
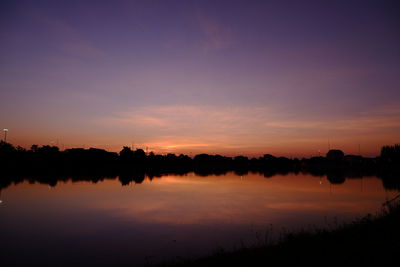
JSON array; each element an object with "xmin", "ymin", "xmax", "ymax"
[
  {"xmin": 326, "ymin": 149, "xmax": 344, "ymax": 161},
  {"xmin": 119, "ymin": 146, "xmax": 134, "ymax": 162},
  {"xmin": 133, "ymin": 148, "xmax": 146, "ymax": 162},
  {"xmin": 37, "ymin": 145, "xmax": 60, "ymax": 154},
  {"xmin": 381, "ymin": 144, "xmax": 400, "ymax": 164},
  {"xmin": 263, "ymin": 154, "xmax": 276, "ymax": 161},
  {"xmin": 0, "ymin": 141, "xmax": 15, "ymax": 154}
]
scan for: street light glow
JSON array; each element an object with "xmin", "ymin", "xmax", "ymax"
[{"xmin": 3, "ymin": 128, "xmax": 8, "ymax": 142}]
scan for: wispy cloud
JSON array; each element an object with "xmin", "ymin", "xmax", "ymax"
[
  {"xmin": 197, "ymin": 15, "xmax": 232, "ymax": 52},
  {"xmin": 31, "ymin": 10, "xmax": 78, "ymax": 37},
  {"xmin": 94, "ymin": 103, "xmax": 400, "ymax": 155},
  {"xmin": 62, "ymin": 42, "xmax": 106, "ymax": 58},
  {"xmin": 95, "ymin": 105, "xmax": 271, "ymax": 153},
  {"xmin": 264, "ymin": 104, "xmax": 400, "ymax": 133},
  {"xmin": 30, "ymin": 10, "xmax": 106, "ymax": 60},
  {"xmin": 97, "ymin": 105, "xmax": 269, "ymax": 133}
]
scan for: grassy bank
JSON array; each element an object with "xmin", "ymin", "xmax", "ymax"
[{"xmin": 158, "ymin": 200, "xmax": 400, "ymax": 267}]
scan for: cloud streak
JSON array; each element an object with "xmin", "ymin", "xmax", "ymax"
[
  {"xmin": 197, "ymin": 15, "xmax": 232, "ymax": 52},
  {"xmin": 94, "ymin": 103, "xmax": 400, "ymax": 156}
]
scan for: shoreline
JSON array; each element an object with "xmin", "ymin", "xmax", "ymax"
[{"xmin": 157, "ymin": 199, "xmax": 400, "ymax": 267}]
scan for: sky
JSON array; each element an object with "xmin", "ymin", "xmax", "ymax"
[{"xmin": 0, "ymin": 0, "xmax": 399, "ymax": 157}]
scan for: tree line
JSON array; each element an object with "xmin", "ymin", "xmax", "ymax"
[
  {"xmin": 0, "ymin": 141, "xmax": 399, "ymax": 190},
  {"xmin": 1, "ymin": 141, "xmax": 399, "ymax": 171}
]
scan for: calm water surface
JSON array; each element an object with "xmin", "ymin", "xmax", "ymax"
[{"xmin": 0, "ymin": 173, "xmax": 397, "ymax": 266}]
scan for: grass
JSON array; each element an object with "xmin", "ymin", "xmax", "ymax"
[{"xmin": 155, "ymin": 199, "xmax": 400, "ymax": 267}]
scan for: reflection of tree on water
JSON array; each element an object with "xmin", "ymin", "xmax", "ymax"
[
  {"xmin": 327, "ymin": 172, "xmax": 346, "ymax": 184},
  {"xmin": 380, "ymin": 172, "xmax": 400, "ymax": 191},
  {"xmin": 118, "ymin": 172, "xmax": 145, "ymax": 186},
  {"xmin": 0, "ymin": 170, "xmax": 399, "ymax": 192}
]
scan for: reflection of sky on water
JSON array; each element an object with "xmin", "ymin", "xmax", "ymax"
[{"xmin": 0, "ymin": 173, "xmax": 397, "ymax": 266}]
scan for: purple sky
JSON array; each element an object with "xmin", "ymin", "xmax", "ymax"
[{"xmin": 1, "ymin": 0, "xmax": 399, "ymax": 157}]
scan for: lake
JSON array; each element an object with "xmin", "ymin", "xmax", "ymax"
[{"xmin": 0, "ymin": 172, "xmax": 398, "ymax": 266}]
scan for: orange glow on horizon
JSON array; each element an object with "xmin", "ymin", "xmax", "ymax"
[{"xmin": 2, "ymin": 103, "xmax": 399, "ymax": 158}]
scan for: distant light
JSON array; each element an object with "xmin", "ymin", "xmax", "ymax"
[
  {"xmin": 0, "ymin": 200, "xmax": 2, "ymax": 204},
  {"xmin": 3, "ymin": 129, "xmax": 8, "ymax": 132}
]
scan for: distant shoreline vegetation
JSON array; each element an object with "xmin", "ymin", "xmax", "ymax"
[
  {"xmin": 156, "ymin": 198, "xmax": 400, "ymax": 267},
  {"xmin": 0, "ymin": 142, "xmax": 399, "ymax": 190}
]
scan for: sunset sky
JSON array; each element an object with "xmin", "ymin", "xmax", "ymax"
[{"xmin": 1, "ymin": 0, "xmax": 399, "ymax": 157}]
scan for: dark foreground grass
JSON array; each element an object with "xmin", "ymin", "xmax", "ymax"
[{"xmin": 156, "ymin": 201, "xmax": 400, "ymax": 267}]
